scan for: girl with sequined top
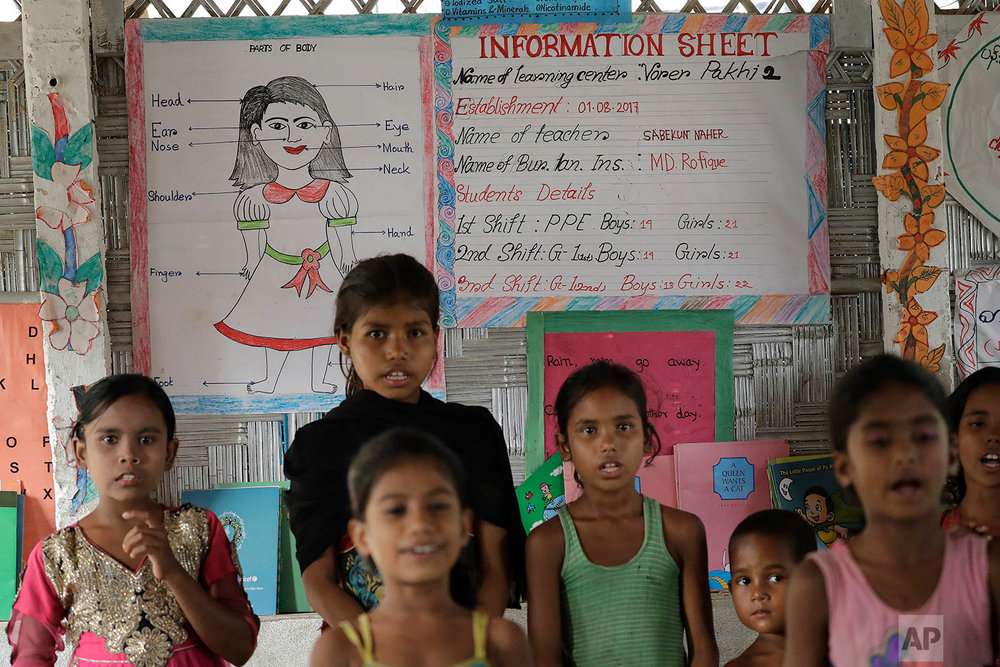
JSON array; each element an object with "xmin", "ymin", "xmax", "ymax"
[{"xmin": 7, "ymin": 375, "xmax": 259, "ymax": 666}]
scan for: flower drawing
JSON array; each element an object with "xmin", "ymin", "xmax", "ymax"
[{"xmin": 39, "ymin": 278, "xmax": 101, "ymax": 355}]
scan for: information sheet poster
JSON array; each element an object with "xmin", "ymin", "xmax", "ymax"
[{"xmin": 436, "ymin": 15, "xmax": 831, "ymax": 328}]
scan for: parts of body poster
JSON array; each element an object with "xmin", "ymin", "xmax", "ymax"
[
  {"xmin": 128, "ymin": 14, "xmax": 829, "ymax": 412},
  {"xmin": 128, "ymin": 17, "xmax": 437, "ymax": 412}
]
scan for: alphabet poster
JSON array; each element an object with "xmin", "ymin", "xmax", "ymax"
[
  {"xmin": 954, "ymin": 265, "xmax": 1000, "ymax": 377},
  {"xmin": 525, "ymin": 309, "xmax": 734, "ymax": 471},
  {"xmin": 0, "ymin": 303, "xmax": 56, "ymax": 560},
  {"xmin": 940, "ymin": 13, "xmax": 1000, "ymax": 236}
]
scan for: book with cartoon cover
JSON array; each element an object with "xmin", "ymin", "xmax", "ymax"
[
  {"xmin": 516, "ymin": 454, "xmax": 565, "ymax": 535},
  {"xmin": 768, "ymin": 454, "xmax": 865, "ymax": 549}
]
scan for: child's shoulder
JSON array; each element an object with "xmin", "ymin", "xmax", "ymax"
[
  {"xmin": 527, "ymin": 511, "xmax": 565, "ymax": 546},
  {"xmin": 485, "ymin": 615, "xmax": 530, "ymax": 665},
  {"xmin": 657, "ymin": 501, "xmax": 706, "ymax": 537},
  {"xmin": 311, "ymin": 623, "xmax": 362, "ymax": 667}
]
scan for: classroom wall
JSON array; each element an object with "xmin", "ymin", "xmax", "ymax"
[{"xmin": 0, "ymin": 3, "xmax": 998, "ymax": 665}]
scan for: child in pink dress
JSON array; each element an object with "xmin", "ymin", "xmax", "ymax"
[
  {"xmin": 7, "ymin": 375, "xmax": 259, "ymax": 666},
  {"xmin": 784, "ymin": 355, "xmax": 1000, "ymax": 666}
]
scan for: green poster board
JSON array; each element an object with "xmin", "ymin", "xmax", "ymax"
[{"xmin": 526, "ymin": 310, "xmax": 735, "ymax": 474}]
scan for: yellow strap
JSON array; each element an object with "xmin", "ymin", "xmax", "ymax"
[
  {"xmin": 338, "ymin": 615, "xmax": 375, "ymax": 663},
  {"xmin": 471, "ymin": 610, "xmax": 489, "ymax": 660}
]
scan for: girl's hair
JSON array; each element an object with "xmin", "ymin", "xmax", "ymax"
[
  {"xmin": 335, "ymin": 254, "xmax": 440, "ymax": 396},
  {"xmin": 828, "ymin": 354, "xmax": 947, "ymax": 453},
  {"xmin": 728, "ymin": 509, "xmax": 816, "ymax": 563},
  {"xmin": 943, "ymin": 367, "xmax": 1000, "ymax": 504},
  {"xmin": 554, "ymin": 361, "xmax": 663, "ymax": 459},
  {"xmin": 229, "ymin": 76, "xmax": 351, "ymax": 189},
  {"xmin": 347, "ymin": 427, "xmax": 469, "ymax": 519},
  {"xmin": 71, "ymin": 374, "xmax": 176, "ymax": 441}
]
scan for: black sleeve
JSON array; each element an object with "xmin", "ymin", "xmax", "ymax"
[
  {"xmin": 467, "ymin": 407, "xmax": 526, "ymax": 601},
  {"xmin": 283, "ymin": 420, "xmax": 353, "ymax": 573}
]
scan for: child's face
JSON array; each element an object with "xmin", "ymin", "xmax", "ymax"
[
  {"xmin": 802, "ymin": 493, "xmax": 831, "ymax": 525},
  {"xmin": 730, "ymin": 534, "xmax": 798, "ymax": 637},
  {"xmin": 836, "ymin": 382, "xmax": 949, "ymax": 521},
  {"xmin": 350, "ymin": 458, "xmax": 471, "ymax": 588},
  {"xmin": 252, "ymin": 101, "xmax": 331, "ymax": 172},
  {"xmin": 955, "ymin": 383, "xmax": 1000, "ymax": 492},
  {"xmin": 337, "ymin": 302, "xmax": 438, "ymax": 404},
  {"xmin": 556, "ymin": 386, "xmax": 651, "ymax": 492},
  {"xmin": 73, "ymin": 394, "xmax": 178, "ymax": 508}
]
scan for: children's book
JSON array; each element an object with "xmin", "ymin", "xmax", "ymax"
[
  {"xmin": 767, "ymin": 454, "xmax": 865, "ymax": 550},
  {"xmin": 516, "ymin": 455, "xmax": 565, "ymax": 535},
  {"xmin": 182, "ymin": 486, "xmax": 281, "ymax": 615},
  {"xmin": 562, "ymin": 455, "xmax": 676, "ymax": 507},
  {"xmin": 217, "ymin": 481, "xmax": 310, "ymax": 614},
  {"xmin": 0, "ymin": 490, "xmax": 23, "ymax": 620},
  {"xmin": 674, "ymin": 440, "xmax": 789, "ymax": 591}
]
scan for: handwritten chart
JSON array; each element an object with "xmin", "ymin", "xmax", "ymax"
[
  {"xmin": 435, "ymin": 16, "xmax": 830, "ymax": 328},
  {"xmin": 127, "ymin": 17, "xmax": 441, "ymax": 413},
  {"xmin": 525, "ymin": 309, "xmax": 735, "ymax": 471}
]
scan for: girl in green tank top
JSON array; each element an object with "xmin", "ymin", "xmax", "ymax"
[
  {"xmin": 309, "ymin": 429, "xmax": 530, "ymax": 667},
  {"xmin": 526, "ymin": 362, "xmax": 719, "ymax": 666}
]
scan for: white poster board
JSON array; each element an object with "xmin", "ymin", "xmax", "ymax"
[
  {"xmin": 432, "ymin": 15, "xmax": 830, "ymax": 327},
  {"xmin": 941, "ymin": 13, "xmax": 1000, "ymax": 235},
  {"xmin": 128, "ymin": 17, "xmax": 438, "ymax": 413},
  {"xmin": 128, "ymin": 15, "xmax": 830, "ymax": 412}
]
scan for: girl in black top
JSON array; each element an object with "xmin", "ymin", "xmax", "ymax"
[{"xmin": 284, "ymin": 253, "xmax": 521, "ymax": 628}]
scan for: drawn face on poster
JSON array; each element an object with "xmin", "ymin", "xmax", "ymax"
[
  {"xmin": 955, "ymin": 266, "xmax": 1000, "ymax": 377},
  {"xmin": 251, "ymin": 101, "xmax": 333, "ymax": 173},
  {"xmin": 542, "ymin": 330, "xmax": 717, "ymax": 459}
]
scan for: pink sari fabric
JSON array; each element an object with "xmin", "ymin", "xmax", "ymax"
[{"xmin": 7, "ymin": 507, "xmax": 259, "ymax": 665}]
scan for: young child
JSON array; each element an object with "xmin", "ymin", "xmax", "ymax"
[
  {"xmin": 7, "ymin": 374, "xmax": 258, "ymax": 666},
  {"xmin": 785, "ymin": 354, "xmax": 1000, "ymax": 666},
  {"xmin": 526, "ymin": 361, "xmax": 718, "ymax": 666},
  {"xmin": 725, "ymin": 509, "xmax": 815, "ymax": 667},
  {"xmin": 309, "ymin": 429, "xmax": 530, "ymax": 666},
  {"xmin": 941, "ymin": 367, "xmax": 1000, "ymax": 537},
  {"xmin": 284, "ymin": 253, "xmax": 522, "ymax": 627}
]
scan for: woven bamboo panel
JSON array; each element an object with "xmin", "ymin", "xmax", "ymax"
[{"xmin": 1, "ymin": 12, "xmax": 995, "ymax": 500}]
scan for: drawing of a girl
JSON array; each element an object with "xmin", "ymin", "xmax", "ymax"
[{"xmin": 215, "ymin": 76, "xmax": 358, "ymax": 394}]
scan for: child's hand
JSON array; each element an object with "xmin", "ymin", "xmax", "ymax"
[
  {"xmin": 122, "ymin": 510, "xmax": 185, "ymax": 581},
  {"xmin": 947, "ymin": 521, "xmax": 994, "ymax": 540}
]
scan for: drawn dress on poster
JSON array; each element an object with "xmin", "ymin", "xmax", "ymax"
[{"xmin": 214, "ymin": 76, "xmax": 359, "ymax": 394}]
